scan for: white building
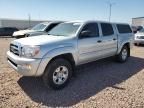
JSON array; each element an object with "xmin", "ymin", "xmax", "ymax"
[
  {"xmin": 132, "ymin": 17, "xmax": 144, "ymax": 26},
  {"xmin": 0, "ymin": 18, "xmax": 49, "ymax": 29}
]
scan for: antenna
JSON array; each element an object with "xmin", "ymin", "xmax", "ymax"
[
  {"xmin": 28, "ymin": 14, "xmax": 31, "ymax": 28},
  {"xmin": 38, "ymin": 13, "xmax": 41, "ymax": 21},
  {"xmin": 107, "ymin": 1, "xmax": 115, "ymax": 22}
]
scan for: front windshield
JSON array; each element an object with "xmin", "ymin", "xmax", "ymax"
[
  {"xmin": 139, "ymin": 28, "xmax": 144, "ymax": 32},
  {"xmin": 48, "ymin": 22, "xmax": 81, "ymax": 36},
  {"xmin": 31, "ymin": 23, "xmax": 47, "ymax": 31}
]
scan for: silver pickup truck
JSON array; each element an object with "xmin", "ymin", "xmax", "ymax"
[{"xmin": 7, "ymin": 21, "xmax": 134, "ymax": 89}]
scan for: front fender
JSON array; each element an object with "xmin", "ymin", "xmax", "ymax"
[
  {"xmin": 42, "ymin": 45, "xmax": 78, "ymax": 64},
  {"xmin": 36, "ymin": 45, "xmax": 78, "ymax": 76}
]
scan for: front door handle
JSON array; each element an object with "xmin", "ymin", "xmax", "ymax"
[{"xmin": 97, "ymin": 40, "xmax": 102, "ymax": 43}]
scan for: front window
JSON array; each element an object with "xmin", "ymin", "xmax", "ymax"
[
  {"xmin": 139, "ymin": 28, "xmax": 144, "ymax": 33},
  {"xmin": 48, "ymin": 22, "xmax": 81, "ymax": 36},
  {"xmin": 31, "ymin": 23, "xmax": 47, "ymax": 31}
]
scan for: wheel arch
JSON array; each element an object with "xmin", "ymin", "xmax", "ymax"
[
  {"xmin": 48, "ymin": 53, "xmax": 76, "ymax": 69},
  {"xmin": 118, "ymin": 42, "xmax": 130, "ymax": 56}
]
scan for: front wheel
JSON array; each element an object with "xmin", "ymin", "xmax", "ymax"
[
  {"xmin": 116, "ymin": 46, "xmax": 129, "ymax": 63},
  {"xmin": 134, "ymin": 43, "xmax": 139, "ymax": 46},
  {"xmin": 43, "ymin": 58, "xmax": 72, "ymax": 90}
]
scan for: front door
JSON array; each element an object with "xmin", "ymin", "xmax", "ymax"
[{"xmin": 78, "ymin": 22, "xmax": 103, "ymax": 64}]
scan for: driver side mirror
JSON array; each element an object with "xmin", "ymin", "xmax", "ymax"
[
  {"xmin": 133, "ymin": 31, "xmax": 137, "ymax": 34},
  {"xmin": 79, "ymin": 31, "xmax": 91, "ymax": 39}
]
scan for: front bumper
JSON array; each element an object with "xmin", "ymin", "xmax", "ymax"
[
  {"xmin": 12, "ymin": 35, "xmax": 25, "ymax": 38},
  {"xmin": 134, "ymin": 39, "xmax": 144, "ymax": 44},
  {"xmin": 7, "ymin": 51, "xmax": 41, "ymax": 76}
]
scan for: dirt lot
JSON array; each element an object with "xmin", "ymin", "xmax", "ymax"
[{"xmin": 0, "ymin": 38, "xmax": 144, "ymax": 108}]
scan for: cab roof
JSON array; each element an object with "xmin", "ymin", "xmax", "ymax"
[{"xmin": 65, "ymin": 20, "xmax": 129, "ymax": 25}]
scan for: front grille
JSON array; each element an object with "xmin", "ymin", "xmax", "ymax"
[
  {"xmin": 139, "ymin": 36, "xmax": 144, "ymax": 39},
  {"xmin": 7, "ymin": 58, "xmax": 17, "ymax": 67},
  {"xmin": 10, "ymin": 43, "xmax": 20, "ymax": 56}
]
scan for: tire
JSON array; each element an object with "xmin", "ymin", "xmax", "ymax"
[
  {"xmin": 116, "ymin": 46, "xmax": 129, "ymax": 63},
  {"xmin": 43, "ymin": 58, "xmax": 72, "ymax": 90},
  {"xmin": 134, "ymin": 43, "xmax": 139, "ymax": 46}
]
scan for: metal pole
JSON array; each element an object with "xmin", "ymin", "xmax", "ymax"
[
  {"xmin": 28, "ymin": 14, "xmax": 31, "ymax": 28},
  {"xmin": 109, "ymin": 4, "xmax": 112, "ymax": 22},
  {"xmin": 107, "ymin": 2, "xmax": 115, "ymax": 22}
]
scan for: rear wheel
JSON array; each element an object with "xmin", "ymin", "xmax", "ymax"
[
  {"xmin": 116, "ymin": 46, "xmax": 129, "ymax": 63},
  {"xmin": 134, "ymin": 43, "xmax": 138, "ymax": 46},
  {"xmin": 43, "ymin": 58, "xmax": 72, "ymax": 90}
]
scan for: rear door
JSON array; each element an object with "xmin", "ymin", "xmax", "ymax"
[
  {"xmin": 99, "ymin": 23, "xmax": 117, "ymax": 57},
  {"xmin": 78, "ymin": 22, "xmax": 104, "ymax": 64}
]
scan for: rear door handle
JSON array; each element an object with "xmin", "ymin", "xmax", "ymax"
[
  {"xmin": 97, "ymin": 40, "xmax": 102, "ymax": 43},
  {"xmin": 113, "ymin": 38, "xmax": 117, "ymax": 41}
]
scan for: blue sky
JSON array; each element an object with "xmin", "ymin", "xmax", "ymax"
[{"xmin": 0, "ymin": 0, "xmax": 144, "ymax": 23}]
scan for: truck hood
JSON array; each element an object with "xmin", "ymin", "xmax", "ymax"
[
  {"xmin": 135, "ymin": 32, "xmax": 144, "ymax": 36},
  {"xmin": 14, "ymin": 35, "xmax": 71, "ymax": 46},
  {"xmin": 28, "ymin": 31, "xmax": 47, "ymax": 36},
  {"xmin": 13, "ymin": 29, "xmax": 35, "ymax": 37}
]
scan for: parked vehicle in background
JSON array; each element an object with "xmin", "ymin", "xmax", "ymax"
[
  {"xmin": 134, "ymin": 28, "xmax": 144, "ymax": 45},
  {"xmin": 7, "ymin": 21, "xmax": 134, "ymax": 90},
  {"xmin": 131, "ymin": 26, "xmax": 143, "ymax": 34},
  {"xmin": 131, "ymin": 26, "xmax": 138, "ymax": 34},
  {"xmin": 12, "ymin": 21, "xmax": 63, "ymax": 38},
  {"xmin": 0, "ymin": 27, "xmax": 19, "ymax": 36},
  {"xmin": 137, "ymin": 26, "xmax": 143, "ymax": 31}
]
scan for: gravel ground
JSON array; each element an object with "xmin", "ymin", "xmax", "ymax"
[{"xmin": 0, "ymin": 38, "xmax": 144, "ymax": 108}]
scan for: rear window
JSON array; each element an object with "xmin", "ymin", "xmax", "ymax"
[
  {"xmin": 101, "ymin": 23, "xmax": 114, "ymax": 36},
  {"xmin": 117, "ymin": 24, "xmax": 132, "ymax": 33}
]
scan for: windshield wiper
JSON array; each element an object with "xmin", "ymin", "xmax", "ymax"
[
  {"xmin": 47, "ymin": 34, "xmax": 63, "ymax": 36},
  {"xmin": 55, "ymin": 34, "xmax": 63, "ymax": 36}
]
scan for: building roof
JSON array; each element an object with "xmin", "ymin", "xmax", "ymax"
[
  {"xmin": 132, "ymin": 17, "xmax": 144, "ymax": 19},
  {"xmin": 0, "ymin": 18, "xmax": 49, "ymax": 22}
]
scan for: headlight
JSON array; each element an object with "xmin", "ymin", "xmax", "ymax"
[
  {"xmin": 21, "ymin": 46, "xmax": 40, "ymax": 58},
  {"xmin": 136, "ymin": 36, "xmax": 140, "ymax": 39}
]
